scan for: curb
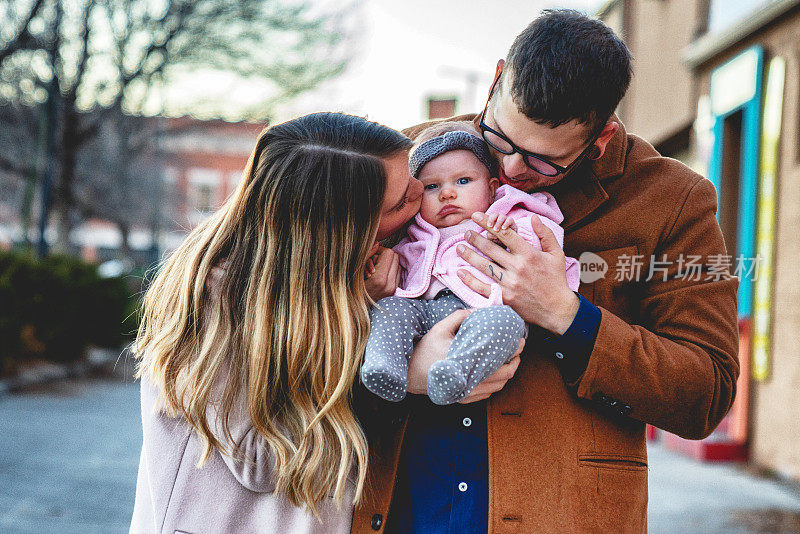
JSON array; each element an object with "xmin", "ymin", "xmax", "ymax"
[{"xmin": 0, "ymin": 345, "xmax": 135, "ymax": 398}]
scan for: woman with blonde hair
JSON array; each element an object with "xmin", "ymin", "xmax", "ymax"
[{"xmin": 129, "ymin": 112, "xmax": 422, "ymax": 533}]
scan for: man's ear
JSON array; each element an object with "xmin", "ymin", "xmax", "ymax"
[
  {"xmin": 475, "ymin": 59, "xmax": 506, "ymax": 132},
  {"xmin": 494, "ymin": 59, "xmax": 505, "ymax": 82},
  {"xmin": 593, "ymin": 122, "xmax": 619, "ymax": 159}
]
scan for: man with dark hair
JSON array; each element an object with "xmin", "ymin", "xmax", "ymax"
[
  {"xmin": 483, "ymin": 9, "xmax": 632, "ymax": 193},
  {"xmin": 351, "ymin": 9, "xmax": 739, "ymax": 534},
  {"xmin": 504, "ymin": 9, "xmax": 632, "ymax": 139}
]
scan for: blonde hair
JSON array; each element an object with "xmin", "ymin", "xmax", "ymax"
[{"xmin": 134, "ymin": 113, "xmax": 411, "ymax": 514}]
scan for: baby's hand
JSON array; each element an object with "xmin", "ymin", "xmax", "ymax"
[
  {"xmin": 365, "ymin": 246, "xmax": 401, "ymax": 301},
  {"xmin": 365, "ymin": 254, "xmax": 379, "ymax": 278},
  {"xmin": 486, "ymin": 213, "xmax": 517, "ymax": 233}
]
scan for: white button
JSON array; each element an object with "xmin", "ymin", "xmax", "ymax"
[
  {"xmin": 462, "ymin": 417, "xmax": 472, "ymax": 427},
  {"xmin": 555, "ymin": 351, "xmax": 564, "ymax": 360},
  {"xmin": 458, "ymin": 482, "xmax": 468, "ymax": 492}
]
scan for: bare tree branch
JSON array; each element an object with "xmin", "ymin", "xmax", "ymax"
[
  {"xmin": 64, "ymin": 0, "xmax": 93, "ymax": 100},
  {"xmin": 0, "ymin": 0, "xmax": 46, "ymax": 65},
  {"xmin": 0, "ymin": 0, "xmax": 353, "ymax": 255},
  {"xmin": 0, "ymin": 154, "xmax": 34, "ymax": 178}
]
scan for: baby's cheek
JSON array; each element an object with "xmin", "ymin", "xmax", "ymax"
[
  {"xmin": 418, "ymin": 196, "xmax": 438, "ymax": 223},
  {"xmin": 468, "ymin": 190, "xmax": 494, "ymax": 216}
]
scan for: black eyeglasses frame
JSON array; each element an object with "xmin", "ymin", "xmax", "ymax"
[{"xmin": 477, "ymin": 73, "xmax": 600, "ymax": 177}]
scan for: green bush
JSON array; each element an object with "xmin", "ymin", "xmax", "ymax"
[{"xmin": 0, "ymin": 250, "xmax": 140, "ymax": 368}]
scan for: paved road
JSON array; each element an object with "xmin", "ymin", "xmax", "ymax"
[
  {"xmin": 1, "ymin": 379, "xmax": 800, "ymax": 533},
  {"xmin": 649, "ymin": 440, "xmax": 800, "ymax": 533},
  {"xmin": 0, "ymin": 379, "xmax": 142, "ymax": 534}
]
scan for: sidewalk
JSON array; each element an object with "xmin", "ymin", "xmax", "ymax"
[
  {"xmin": 0, "ymin": 347, "xmax": 134, "ymax": 397},
  {"xmin": 1, "ymin": 379, "xmax": 800, "ymax": 533},
  {"xmin": 648, "ymin": 441, "xmax": 800, "ymax": 533}
]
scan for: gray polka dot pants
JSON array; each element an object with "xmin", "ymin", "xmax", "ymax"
[{"xmin": 361, "ymin": 293, "xmax": 527, "ymax": 405}]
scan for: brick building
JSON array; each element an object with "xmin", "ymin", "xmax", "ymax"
[
  {"xmin": 160, "ymin": 117, "xmax": 264, "ymax": 229},
  {"xmin": 426, "ymin": 97, "xmax": 459, "ymax": 120},
  {"xmin": 77, "ymin": 116, "xmax": 265, "ymax": 261},
  {"xmin": 598, "ymin": 0, "xmax": 800, "ymax": 480}
]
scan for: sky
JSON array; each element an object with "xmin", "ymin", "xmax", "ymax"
[
  {"xmin": 279, "ymin": 0, "xmax": 603, "ymax": 130},
  {"xmin": 158, "ymin": 0, "xmax": 603, "ymax": 129}
]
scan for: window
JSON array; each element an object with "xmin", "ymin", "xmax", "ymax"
[
  {"xmin": 195, "ymin": 184, "xmax": 215, "ymax": 212},
  {"xmin": 188, "ymin": 168, "xmax": 221, "ymax": 214},
  {"xmin": 706, "ymin": 0, "xmax": 772, "ymax": 35}
]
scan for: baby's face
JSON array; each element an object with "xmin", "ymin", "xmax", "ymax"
[{"xmin": 418, "ymin": 150, "xmax": 500, "ymax": 229}]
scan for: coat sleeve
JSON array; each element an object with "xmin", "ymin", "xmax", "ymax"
[{"xmin": 571, "ymin": 178, "xmax": 740, "ymax": 440}]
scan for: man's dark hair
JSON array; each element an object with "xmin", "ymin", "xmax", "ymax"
[{"xmin": 502, "ymin": 9, "xmax": 633, "ymax": 138}]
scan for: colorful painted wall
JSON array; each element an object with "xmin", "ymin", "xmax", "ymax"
[{"xmin": 693, "ymin": 14, "xmax": 800, "ymax": 480}]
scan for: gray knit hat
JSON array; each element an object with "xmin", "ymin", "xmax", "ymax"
[{"xmin": 409, "ymin": 130, "xmax": 497, "ymax": 179}]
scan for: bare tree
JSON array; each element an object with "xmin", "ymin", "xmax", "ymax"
[
  {"xmin": 74, "ymin": 109, "xmax": 180, "ymax": 261},
  {"xmin": 0, "ymin": 0, "xmax": 349, "ymax": 253},
  {"xmin": 0, "ymin": 0, "xmax": 46, "ymax": 65},
  {"xmin": 0, "ymin": 100, "xmax": 43, "ymax": 246}
]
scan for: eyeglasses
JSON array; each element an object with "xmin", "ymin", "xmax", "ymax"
[{"xmin": 478, "ymin": 74, "xmax": 599, "ymax": 177}]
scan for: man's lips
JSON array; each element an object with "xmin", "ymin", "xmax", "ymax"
[
  {"xmin": 499, "ymin": 165, "xmax": 531, "ymax": 185},
  {"xmin": 438, "ymin": 205, "xmax": 460, "ymax": 217}
]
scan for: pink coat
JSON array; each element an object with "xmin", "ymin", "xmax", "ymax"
[{"xmin": 393, "ymin": 184, "xmax": 581, "ymax": 308}]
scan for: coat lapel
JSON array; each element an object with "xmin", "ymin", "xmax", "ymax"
[
  {"xmin": 544, "ymin": 117, "xmax": 628, "ymax": 231},
  {"xmin": 546, "ymin": 170, "xmax": 609, "ymax": 232}
]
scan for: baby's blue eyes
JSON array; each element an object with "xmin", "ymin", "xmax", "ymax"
[{"xmin": 424, "ymin": 178, "xmax": 472, "ymax": 190}]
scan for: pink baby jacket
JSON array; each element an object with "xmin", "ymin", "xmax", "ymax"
[{"xmin": 393, "ymin": 184, "xmax": 581, "ymax": 308}]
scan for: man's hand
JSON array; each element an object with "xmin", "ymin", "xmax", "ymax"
[
  {"xmin": 456, "ymin": 212, "xmax": 579, "ymax": 334},
  {"xmin": 407, "ymin": 309, "xmax": 524, "ymax": 402},
  {"xmin": 365, "ymin": 246, "xmax": 401, "ymax": 302}
]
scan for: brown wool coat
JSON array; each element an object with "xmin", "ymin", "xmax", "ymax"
[{"xmin": 350, "ymin": 115, "xmax": 740, "ymax": 534}]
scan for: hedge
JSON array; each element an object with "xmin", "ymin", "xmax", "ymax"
[{"xmin": 0, "ymin": 251, "xmax": 140, "ymax": 373}]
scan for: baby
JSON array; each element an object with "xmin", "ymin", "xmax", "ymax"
[{"xmin": 361, "ymin": 122, "xmax": 580, "ymax": 405}]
